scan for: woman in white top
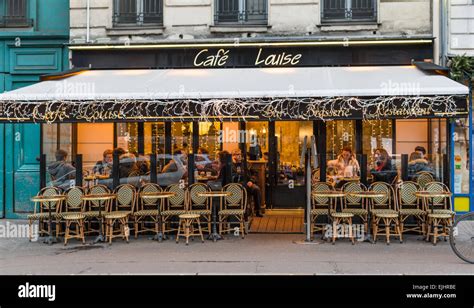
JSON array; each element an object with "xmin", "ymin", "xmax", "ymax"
[{"xmin": 328, "ymin": 147, "xmax": 361, "ymax": 178}]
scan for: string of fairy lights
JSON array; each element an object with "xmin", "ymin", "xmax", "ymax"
[{"xmin": 0, "ymin": 95, "xmax": 463, "ymax": 124}]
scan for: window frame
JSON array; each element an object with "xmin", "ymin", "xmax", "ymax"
[
  {"xmin": 214, "ymin": 0, "xmax": 268, "ymax": 26},
  {"xmin": 321, "ymin": 0, "xmax": 378, "ymax": 24},
  {"xmin": 113, "ymin": 0, "xmax": 163, "ymax": 27}
]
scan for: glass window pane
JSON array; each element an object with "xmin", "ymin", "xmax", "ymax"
[
  {"xmin": 453, "ymin": 118, "xmax": 470, "ymax": 194},
  {"xmin": 326, "ymin": 120, "xmax": 355, "ymax": 157},
  {"xmin": 363, "ymin": 120, "xmax": 393, "ymax": 167},
  {"xmin": 144, "ymin": 122, "xmax": 165, "ymax": 154},
  {"xmin": 198, "ymin": 122, "xmax": 222, "ymax": 161},
  {"xmin": 172, "ymin": 122, "xmax": 192, "ymax": 154}
]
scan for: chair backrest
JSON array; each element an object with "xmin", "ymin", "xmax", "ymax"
[
  {"xmin": 64, "ymin": 186, "xmax": 85, "ymax": 212},
  {"xmin": 425, "ymin": 181, "xmax": 452, "ymax": 210},
  {"xmin": 416, "ymin": 172, "xmax": 434, "ymax": 189},
  {"xmin": 342, "ymin": 182, "xmax": 366, "ymax": 207},
  {"xmin": 368, "ymin": 181, "xmax": 396, "ymax": 211},
  {"xmin": 165, "ymin": 183, "xmax": 187, "ymax": 210},
  {"xmin": 113, "ymin": 184, "xmax": 136, "ymax": 212},
  {"xmin": 312, "ymin": 182, "xmax": 332, "ymax": 209},
  {"xmin": 87, "ymin": 184, "xmax": 111, "ymax": 210},
  {"xmin": 397, "ymin": 181, "xmax": 421, "ymax": 209},
  {"xmin": 35, "ymin": 187, "xmax": 62, "ymax": 213},
  {"xmin": 223, "ymin": 183, "xmax": 246, "ymax": 211},
  {"xmin": 139, "ymin": 183, "xmax": 162, "ymax": 211},
  {"xmin": 188, "ymin": 183, "xmax": 210, "ymax": 210}
]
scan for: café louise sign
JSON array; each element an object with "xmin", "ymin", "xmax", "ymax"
[{"xmin": 194, "ymin": 48, "xmax": 302, "ymax": 67}]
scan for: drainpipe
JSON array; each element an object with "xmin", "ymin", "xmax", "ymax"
[
  {"xmin": 86, "ymin": 0, "xmax": 91, "ymax": 43},
  {"xmin": 439, "ymin": 0, "xmax": 448, "ymax": 66}
]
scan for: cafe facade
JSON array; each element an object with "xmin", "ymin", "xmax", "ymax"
[{"xmin": 0, "ymin": 37, "xmax": 471, "ymax": 218}]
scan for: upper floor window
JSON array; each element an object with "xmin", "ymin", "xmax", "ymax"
[
  {"xmin": 0, "ymin": 0, "xmax": 32, "ymax": 28},
  {"xmin": 215, "ymin": 0, "xmax": 268, "ymax": 25},
  {"xmin": 113, "ymin": 0, "xmax": 163, "ymax": 26},
  {"xmin": 322, "ymin": 0, "xmax": 377, "ymax": 23}
]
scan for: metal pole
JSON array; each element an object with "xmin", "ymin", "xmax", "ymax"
[
  {"xmin": 305, "ymin": 147, "xmax": 312, "ymax": 242},
  {"xmin": 112, "ymin": 153, "xmax": 119, "ymax": 189},
  {"xmin": 150, "ymin": 154, "xmax": 157, "ymax": 184},
  {"xmin": 188, "ymin": 153, "xmax": 195, "ymax": 185},
  {"xmin": 401, "ymin": 154, "xmax": 409, "ymax": 181},
  {"xmin": 75, "ymin": 154, "xmax": 83, "ymax": 187},
  {"xmin": 40, "ymin": 154, "xmax": 46, "ymax": 189}
]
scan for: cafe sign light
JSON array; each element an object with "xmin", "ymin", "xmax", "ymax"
[{"xmin": 193, "ymin": 48, "xmax": 303, "ymax": 67}]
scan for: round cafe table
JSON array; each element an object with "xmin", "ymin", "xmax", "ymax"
[
  {"xmin": 197, "ymin": 191, "xmax": 233, "ymax": 242},
  {"xmin": 348, "ymin": 191, "xmax": 387, "ymax": 243},
  {"xmin": 140, "ymin": 191, "xmax": 176, "ymax": 242},
  {"xmin": 30, "ymin": 195, "xmax": 66, "ymax": 245},
  {"xmin": 312, "ymin": 190, "xmax": 346, "ymax": 218},
  {"xmin": 82, "ymin": 193, "xmax": 116, "ymax": 243},
  {"xmin": 84, "ymin": 174, "xmax": 110, "ymax": 189}
]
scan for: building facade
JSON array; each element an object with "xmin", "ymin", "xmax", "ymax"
[{"xmin": 0, "ymin": 0, "xmax": 69, "ymax": 218}]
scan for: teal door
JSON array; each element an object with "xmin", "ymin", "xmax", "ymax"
[{"xmin": 4, "ymin": 123, "xmax": 41, "ymax": 219}]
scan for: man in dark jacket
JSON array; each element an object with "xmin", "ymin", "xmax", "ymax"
[
  {"xmin": 48, "ymin": 149, "xmax": 76, "ymax": 186},
  {"xmin": 230, "ymin": 149, "xmax": 263, "ymax": 217}
]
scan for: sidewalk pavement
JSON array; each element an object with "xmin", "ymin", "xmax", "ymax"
[{"xmin": 0, "ymin": 221, "xmax": 472, "ymax": 275}]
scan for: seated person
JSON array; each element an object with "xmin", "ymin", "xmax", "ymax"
[
  {"xmin": 93, "ymin": 149, "xmax": 113, "ymax": 175},
  {"xmin": 162, "ymin": 150, "xmax": 188, "ymax": 180},
  {"xmin": 119, "ymin": 152, "xmax": 139, "ymax": 178},
  {"xmin": 407, "ymin": 151, "xmax": 434, "ymax": 181},
  {"xmin": 48, "ymin": 149, "xmax": 76, "ymax": 186},
  {"xmin": 370, "ymin": 148, "xmax": 398, "ymax": 184},
  {"xmin": 327, "ymin": 147, "xmax": 360, "ymax": 177}
]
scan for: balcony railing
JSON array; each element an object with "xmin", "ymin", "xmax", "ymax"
[
  {"xmin": 322, "ymin": 0, "xmax": 377, "ymax": 23},
  {"xmin": 0, "ymin": 0, "xmax": 32, "ymax": 28},
  {"xmin": 113, "ymin": 0, "xmax": 163, "ymax": 26},
  {"xmin": 215, "ymin": 0, "xmax": 268, "ymax": 25}
]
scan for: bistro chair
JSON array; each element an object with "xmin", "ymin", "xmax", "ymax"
[
  {"xmin": 424, "ymin": 182, "xmax": 454, "ymax": 245},
  {"xmin": 161, "ymin": 183, "xmax": 188, "ymax": 236},
  {"xmin": 218, "ymin": 183, "xmax": 247, "ymax": 239},
  {"xmin": 341, "ymin": 182, "xmax": 368, "ymax": 232},
  {"xmin": 187, "ymin": 183, "xmax": 212, "ymax": 235},
  {"xmin": 311, "ymin": 182, "xmax": 333, "ymax": 238},
  {"xmin": 416, "ymin": 171, "xmax": 434, "ymax": 189},
  {"xmin": 105, "ymin": 184, "xmax": 135, "ymax": 244},
  {"xmin": 61, "ymin": 186, "xmax": 86, "ymax": 245},
  {"xmin": 83, "ymin": 184, "xmax": 111, "ymax": 235},
  {"xmin": 27, "ymin": 187, "xmax": 63, "ymax": 241},
  {"xmin": 133, "ymin": 183, "xmax": 162, "ymax": 239},
  {"xmin": 397, "ymin": 181, "xmax": 426, "ymax": 236},
  {"xmin": 369, "ymin": 182, "xmax": 402, "ymax": 244},
  {"xmin": 329, "ymin": 191, "xmax": 355, "ymax": 245}
]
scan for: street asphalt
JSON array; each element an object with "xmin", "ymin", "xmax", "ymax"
[{"xmin": 0, "ymin": 220, "xmax": 472, "ymax": 275}]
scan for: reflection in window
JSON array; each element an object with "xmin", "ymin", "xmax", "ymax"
[
  {"xmin": 453, "ymin": 118, "xmax": 470, "ymax": 194},
  {"xmin": 172, "ymin": 122, "xmax": 192, "ymax": 154},
  {"xmin": 363, "ymin": 120, "xmax": 393, "ymax": 167},
  {"xmin": 326, "ymin": 120, "xmax": 355, "ymax": 158},
  {"xmin": 116, "ymin": 123, "xmax": 139, "ymax": 154},
  {"xmin": 198, "ymin": 122, "xmax": 222, "ymax": 161},
  {"xmin": 42, "ymin": 124, "xmax": 73, "ymax": 163},
  {"xmin": 246, "ymin": 122, "xmax": 268, "ymax": 160},
  {"xmin": 144, "ymin": 122, "xmax": 165, "ymax": 154},
  {"xmin": 275, "ymin": 121, "xmax": 312, "ymax": 186}
]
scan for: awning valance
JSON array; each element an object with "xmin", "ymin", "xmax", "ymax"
[{"xmin": 0, "ymin": 66, "xmax": 469, "ymax": 123}]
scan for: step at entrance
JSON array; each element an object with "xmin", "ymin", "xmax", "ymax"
[{"xmin": 249, "ymin": 210, "xmax": 304, "ymax": 234}]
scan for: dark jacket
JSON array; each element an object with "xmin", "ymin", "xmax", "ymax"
[
  {"xmin": 370, "ymin": 159, "xmax": 398, "ymax": 184},
  {"xmin": 408, "ymin": 158, "xmax": 434, "ymax": 180},
  {"xmin": 48, "ymin": 161, "xmax": 76, "ymax": 184}
]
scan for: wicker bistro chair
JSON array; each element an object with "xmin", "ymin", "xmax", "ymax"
[
  {"xmin": 187, "ymin": 183, "xmax": 212, "ymax": 234},
  {"xmin": 424, "ymin": 182, "xmax": 454, "ymax": 245},
  {"xmin": 218, "ymin": 183, "xmax": 247, "ymax": 239},
  {"xmin": 341, "ymin": 182, "xmax": 368, "ymax": 231},
  {"xmin": 61, "ymin": 186, "xmax": 86, "ymax": 245},
  {"xmin": 369, "ymin": 182, "xmax": 402, "ymax": 244},
  {"xmin": 83, "ymin": 184, "xmax": 111, "ymax": 235},
  {"xmin": 133, "ymin": 183, "xmax": 163, "ymax": 238},
  {"xmin": 105, "ymin": 184, "xmax": 136, "ymax": 244},
  {"xmin": 416, "ymin": 171, "xmax": 435, "ymax": 189},
  {"xmin": 161, "ymin": 184, "xmax": 188, "ymax": 235},
  {"xmin": 397, "ymin": 181, "xmax": 426, "ymax": 236},
  {"xmin": 27, "ymin": 187, "xmax": 63, "ymax": 241},
  {"xmin": 311, "ymin": 182, "xmax": 333, "ymax": 238}
]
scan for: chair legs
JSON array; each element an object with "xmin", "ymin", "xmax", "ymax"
[
  {"xmin": 373, "ymin": 216, "xmax": 402, "ymax": 245},
  {"xmin": 105, "ymin": 217, "xmax": 130, "ymax": 244},
  {"xmin": 64, "ymin": 219, "xmax": 85, "ymax": 246},
  {"xmin": 426, "ymin": 217, "xmax": 451, "ymax": 245},
  {"xmin": 331, "ymin": 217, "xmax": 355, "ymax": 245}
]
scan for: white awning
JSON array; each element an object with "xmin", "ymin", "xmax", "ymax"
[{"xmin": 0, "ymin": 65, "xmax": 468, "ymax": 101}]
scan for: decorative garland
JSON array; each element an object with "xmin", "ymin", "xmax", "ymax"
[{"xmin": 0, "ymin": 95, "xmax": 466, "ymax": 123}]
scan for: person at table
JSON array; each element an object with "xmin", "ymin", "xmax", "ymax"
[
  {"xmin": 93, "ymin": 149, "xmax": 113, "ymax": 176},
  {"xmin": 48, "ymin": 149, "xmax": 76, "ymax": 186},
  {"xmin": 414, "ymin": 146, "xmax": 427, "ymax": 159},
  {"xmin": 370, "ymin": 148, "xmax": 398, "ymax": 184},
  {"xmin": 407, "ymin": 151, "xmax": 434, "ymax": 181},
  {"xmin": 327, "ymin": 147, "xmax": 360, "ymax": 177},
  {"xmin": 162, "ymin": 149, "xmax": 188, "ymax": 178},
  {"xmin": 224, "ymin": 149, "xmax": 263, "ymax": 217},
  {"xmin": 118, "ymin": 152, "xmax": 139, "ymax": 178}
]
